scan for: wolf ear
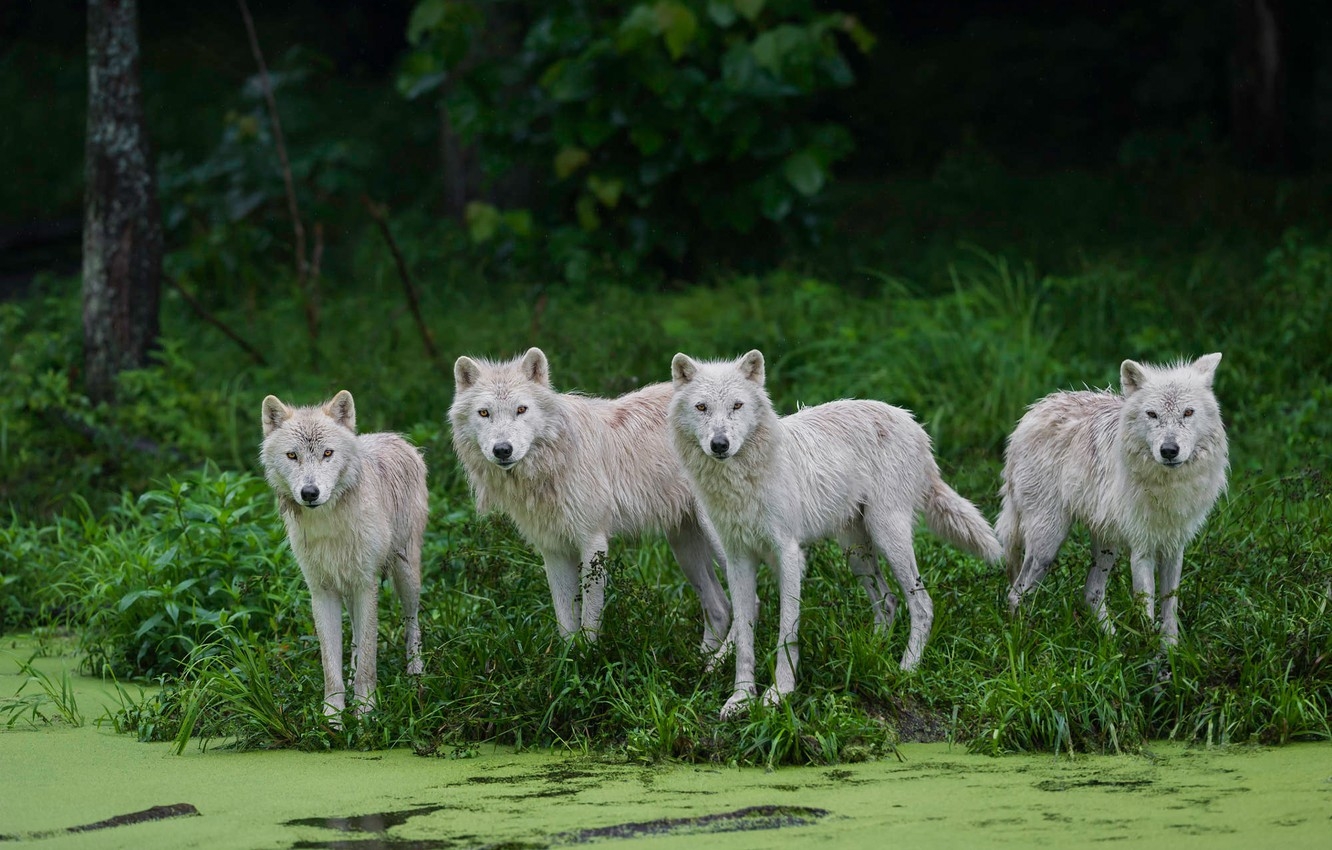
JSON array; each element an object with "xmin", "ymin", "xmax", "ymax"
[
  {"xmin": 671, "ymin": 353, "xmax": 698, "ymax": 387},
  {"xmin": 521, "ymin": 347, "xmax": 550, "ymax": 386},
  {"xmin": 324, "ymin": 390, "xmax": 357, "ymax": 433},
  {"xmin": 1120, "ymin": 360, "xmax": 1148, "ymax": 397},
  {"xmin": 738, "ymin": 349, "xmax": 765, "ymax": 385},
  {"xmin": 261, "ymin": 395, "xmax": 292, "ymax": 436},
  {"xmin": 454, "ymin": 356, "xmax": 482, "ymax": 390},
  {"xmin": 1192, "ymin": 352, "xmax": 1222, "ymax": 387}
]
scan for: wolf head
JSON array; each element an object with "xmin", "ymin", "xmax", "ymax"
[
  {"xmin": 260, "ymin": 390, "xmax": 362, "ymax": 509},
  {"xmin": 670, "ymin": 350, "xmax": 771, "ymax": 461},
  {"xmin": 450, "ymin": 347, "xmax": 560, "ymax": 470},
  {"xmin": 1119, "ymin": 353, "xmax": 1224, "ymax": 468}
]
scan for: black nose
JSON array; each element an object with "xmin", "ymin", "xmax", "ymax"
[
  {"xmin": 300, "ymin": 485, "xmax": 320, "ymax": 502},
  {"xmin": 1160, "ymin": 441, "xmax": 1179, "ymax": 460},
  {"xmin": 710, "ymin": 436, "xmax": 730, "ymax": 456},
  {"xmin": 493, "ymin": 442, "xmax": 513, "ymax": 460}
]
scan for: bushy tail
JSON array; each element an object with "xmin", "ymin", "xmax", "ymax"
[
  {"xmin": 994, "ymin": 480, "xmax": 1024, "ymax": 583},
  {"xmin": 924, "ymin": 466, "xmax": 1002, "ymax": 564}
]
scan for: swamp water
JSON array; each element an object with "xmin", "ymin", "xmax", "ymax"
[{"xmin": 2, "ymin": 639, "xmax": 1329, "ymax": 849}]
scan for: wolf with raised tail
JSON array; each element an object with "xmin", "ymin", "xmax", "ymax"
[
  {"xmin": 670, "ymin": 350, "xmax": 1001, "ymax": 718},
  {"xmin": 449, "ymin": 348, "xmax": 731, "ymax": 650},
  {"xmin": 999, "ymin": 354, "xmax": 1229, "ymax": 644},
  {"xmin": 260, "ymin": 390, "xmax": 427, "ymax": 721}
]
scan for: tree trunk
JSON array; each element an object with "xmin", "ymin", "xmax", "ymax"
[
  {"xmin": 83, "ymin": 0, "xmax": 162, "ymax": 404},
  {"xmin": 439, "ymin": 94, "xmax": 474, "ymax": 221},
  {"xmin": 1231, "ymin": 0, "xmax": 1286, "ymax": 168}
]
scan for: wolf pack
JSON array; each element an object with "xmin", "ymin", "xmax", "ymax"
[{"xmin": 260, "ymin": 348, "xmax": 1228, "ymax": 721}]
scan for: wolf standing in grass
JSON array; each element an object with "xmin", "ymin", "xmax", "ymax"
[
  {"xmin": 670, "ymin": 350, "xmax": 1001, "ymax": 718},
  {"xmin": 999, "ymin": 354, "xmax": 1228, "ymax": 644},
  {"xmin": 449, "ymin": 348, "xmax": 731, "ymax": 650},
  {"xmin": 260, "ymin": 390, "xmax": 427, "ymax": 720}
]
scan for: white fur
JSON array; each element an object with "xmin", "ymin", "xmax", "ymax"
[
  {"xmin": 999, "ymin": 353, "xmax": 1229, "ymax": 644},
  {"xmin": 448, "ymin": 348, "xmax": 731, "ymax": 650},
  {"xmin": 670, "ymin": 350, "xmax": 1001, "ymax": 718},
  {"xmin": 260, "ymin": 390, "xmax": 427, "ymax": 721}
]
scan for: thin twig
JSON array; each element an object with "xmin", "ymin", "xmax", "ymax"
[
  {"xmin": 166, "ymin": 276, "xmax": 268, "ymax": 366},
  {"xmin": 236, "ymin": 0, "xmax": 319, "ymax": 356},
  {"xmin": 360, "ymin": 195, "xmax": 446, "ymax": 374}
]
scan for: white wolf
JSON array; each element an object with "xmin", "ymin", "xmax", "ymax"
[
  {"xmin": 260, "ymin": 390, "xmax": 427, "ymax": 720},
  {"xmin": 449, "ymin": 348, "xmax": 731, "ymax": 650},
  {"xmin": 670, "ymin": 350, "xmax": 1001, "ymax": 718},
  {"xmin": 999, "ymin": 354, "xmax": 1228, "ymax": 644}
]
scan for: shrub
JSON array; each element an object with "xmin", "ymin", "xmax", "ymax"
[{"xmin": 401, "ymin": 0, "xmax": 873, "ymax": 276}]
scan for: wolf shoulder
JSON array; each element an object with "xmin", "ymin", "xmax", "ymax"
[
  {"xmin": 357, "ymin": 432, "xmax": 428, "ymax": 508},
  {"xmin": 1009, "ymin": 390, "xmax": 1123, "ymax": 448}
]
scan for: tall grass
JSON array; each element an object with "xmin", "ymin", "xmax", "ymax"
[{"xmin": 5, "ymin": 214, "xmax": 1330, "ymax": 762}]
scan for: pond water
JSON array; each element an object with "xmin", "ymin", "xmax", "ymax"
[{"xmin": 2, "ymin": 638, "xmax": 1329, "ymax": 849}]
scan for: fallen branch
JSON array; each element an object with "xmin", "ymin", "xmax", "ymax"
[
  {"xmin": 166, "ymin": 275, "xmax": 267, "ymax": 366},
  {"xmin": 237, "ymin": 0, "xmax": 320, "ymax": 363},
  {"xmin": 361, "ymin": 195, "xmax": 446, "ymax": 375}
]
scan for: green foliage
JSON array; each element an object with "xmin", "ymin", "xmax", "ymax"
[
  {"xmin": 6, "ymin": 164, "xmax": 1332, "ymax": 763},
  {"xmin": 401, "ymin": 0, "xmax": 871, "ymax": 275},
  {"xmin": 24, "ymin": 467, "xmax": 302, "ymax": 679},
  {"xmin": 0, "ymin": 284, "xmax": 253, "ymax": 519}
]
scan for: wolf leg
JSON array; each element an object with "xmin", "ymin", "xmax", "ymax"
[
  {"xmin": 578, "ymin": 534, "xmax": 610, "ymax": 640},
  {"xmin": 840, "ymin": 526, "xmax": 900, "ymax": 631},
  {"xmin": 1155, "ymin": 547, "xmax": 1184, "ymax": 645},
  {"xmin": 348, "ymin": 581, "xmax": 380, "ymax": 714},
  {"xmin": 721, "ymin": 550, "xmax": 760, "ymax": 719},
  {"xmin": 1128, "ymin": 548, "xmax": 1158, "ymax": 629},
  {"xmin": 763, "ymin": 538, "xmax": 805, "ymax": 707},
  {"xmin": 391, "ymin": 547, "xmax": 424, "ymax": 675},
  {"xmin": 667, "ymin": 513, "xmax": 733, "ymax": 655},
  {"xmin": 309, "ymin": 585, "xmax": 346, "ymax": 719},
  {"xmin": 542, "ymin": 549, "xmax": 582, "ymax": 638},
  {"xmin": 868, "ymin": 509, "xmax": 933, "ymax": 671},
  {"xmin": 1083, "ymin": 537, "xmax": 1118, "ymax": 634},
  {"xmin": 1006, "ymin": 512, "xmax": 1070, "ymax": 613}
]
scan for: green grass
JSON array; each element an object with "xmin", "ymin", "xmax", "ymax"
[{"xmin": 2, "ymin": 166, "xmax": 1330, "ymax": 764}]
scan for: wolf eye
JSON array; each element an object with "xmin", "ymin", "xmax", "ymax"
[
  {"xmin": 286, "ymin": 452, "xmax": 297, "ymax": 460},
  {"xmin": 732, "ymin": 401, "xmax": 744, "ymax": 411},
  {"xmin": 1183, "ymin": 408, "xmax": 1194, "ymax": 418},
  {"xmin": 478, "ymin": 409, "xmax": 490, "ymax": 418},
  {"xmin": 1146, "ymin": 411, "xmax": 1158, "ymax": 420},
  {"xmin": 695, "ymin": 403, "xmax": 707, "ymax": 413},
  {"xmin": 516, "ymin": 405, "xmax": 527, "ymax": 415},
  {"xmin": 323, "ymin": 449, "xmax": 334, "ymax": 458}
]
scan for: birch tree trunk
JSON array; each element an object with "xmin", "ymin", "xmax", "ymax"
[{"xmin": 83, "ymin": 0, "xmax": 162, "ymax": 404}]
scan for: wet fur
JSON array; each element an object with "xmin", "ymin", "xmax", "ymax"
[
  {"xmin": 260, "ymin": 390, "xmax": 427, "ymax": 720},
  {"xmin": 998, "ymin": 354, "xmax": 1229, "ymax": 643},
  {"xmin": 449, "ymin": 348, "xmax": 731, "ymax": 649},
  {"xmin": 670, "ymin": 350, "xmax": 1001, "ymax": 718}
]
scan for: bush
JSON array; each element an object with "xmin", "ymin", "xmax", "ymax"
[
  {"xmin": 45, "ymin": 467, "xmax": 304, "ymax": 679},
  {"xmin": 401, "ymin": 0, "xmax": 873, "ymax": 276}
]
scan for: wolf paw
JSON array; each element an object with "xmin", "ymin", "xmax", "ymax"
[{"xmin": 720, "ymin": 688, "xmax": 755, "ymax": 720}]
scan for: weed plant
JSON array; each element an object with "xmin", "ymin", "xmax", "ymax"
[{"xmin": 0, "ymin": 657, "xmax": 84, "ymax": 728}]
